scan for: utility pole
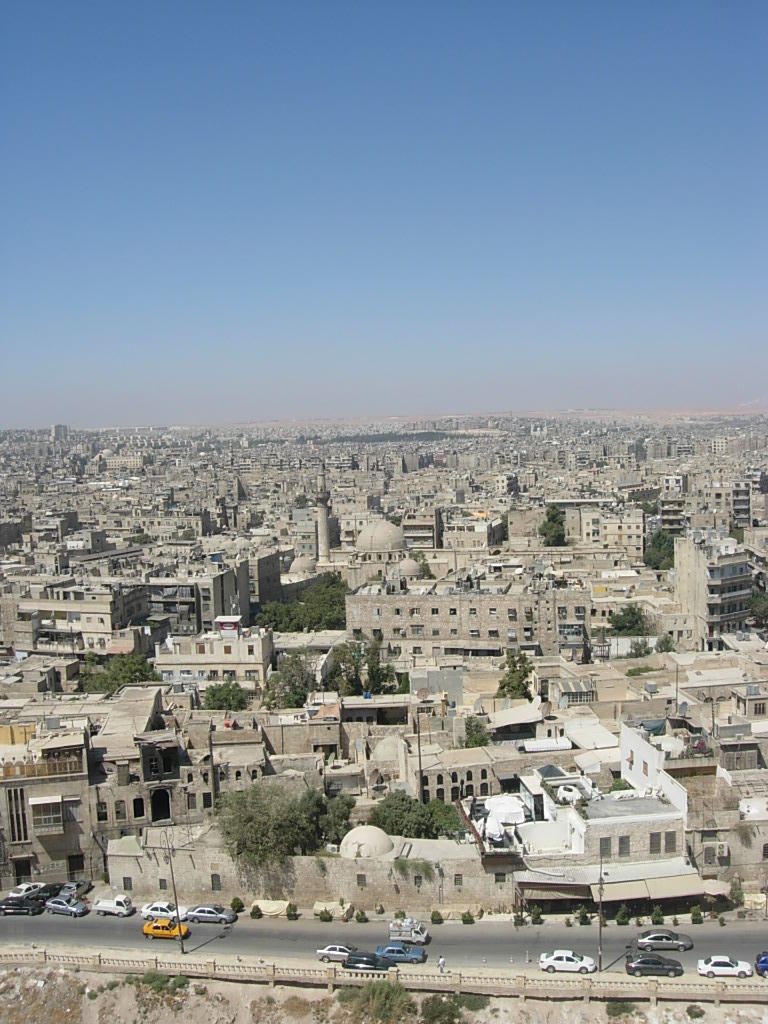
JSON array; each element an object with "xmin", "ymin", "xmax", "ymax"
[
  {"xmin": 163, "ymin": 829, "xmax": 185, "ymax": 955},
  {"xmin": 415, "ymin": 709, "xmax": 425, "ymax": 803},
  {"xmin": 675, "ymin": 664, "xmax": 679, "ymax": 715},
  {"xmin": 597, "ymin": 850, "xmax": 604, "ymax": 972}
]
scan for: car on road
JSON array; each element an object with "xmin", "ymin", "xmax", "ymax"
[
  {"xmin": 755, "ymin": 951, "xmax": 768, "ymax": 978},
  {"xmin": 141, "ymin": 900, "xmax": 189, "ymax": 922},
  {"xmin": 27, "ymin": 884, "xmax": 63, "ymax": 904},
  {"xmin": 44, "ymin": 896, "xmax": 89, "ymax": 917},
  {"xmin": 539, "ymin": 950, "xmax": 597, "ymax": 974},
  {"xmin": 343, "ymin": 953, "xmax": 391, "ymax": 972},
  {"xmin": 0, "ymin": 896, "xmax": 45, "ymax": 916},
  {"xmin": 142, "ymin": 917, "xmax": 190, "ymax": 941},
  {"xmin": 7, "ymin": 883, "xmax": 44, "ymax": 899},
  {"xmin": 59, "ymin": 880, "xmax": 91, "ymax": 901},
  {"xmin": 625, "ymin": 953, "xmax": 684, "ymax": 977},
  {"xmin": 697, "ymin": 955, "xmax": 753, "ymax": 978},
  {"xmin": 186, "ymin": 904, "xmax": 237, "ymax": 925},
  {"xmin": 374, "ymin": 943, "xmax": 427, "ymax": 964},
  {"xmin": 636, "ymin": 929, "xmax": 693, "ymax": 952},
  {"xmin": 316, "ymin": 944, "xmax": 358, "ymax": 963}
]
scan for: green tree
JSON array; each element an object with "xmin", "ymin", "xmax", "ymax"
[
  {"xmin": 413, "ymin": 550, "xmax": 435, "ymax": 579},
  {"xmin": 369, "ymin": 792, "xmax": 435, "ymax": 838},
  {"xmin": 329, "ymin": 642, "xmax": 364, "ymax": 696},
  {"xmin": 644, "ymin": 529, "xmax": 675, "ymax": 571},
  {"xmin": 655, "ymin": 633, "xmax": 676, "ymax": 653},
  {"xmin": 496, "ymin": 650, "xmax": 533, "ymax": 701},
  {"xmin": 217, "ymin": 786, "xmax": 315, "ymax": 866},
  {"xmin": 203, "ymin": 680, "xmax": 249, "ymax": 711},
  {"xmin": 129, "ymin": 532, "xmax": 153, "ymax": 546},
  {"xmin": 750, "ymin": 591, "xmax": 768, "ymax": 628},
  {"xmin": 629, "ymin": 638, "xmax": 652, "ymax": 658},
  {"xmin": 366, "ymin": 636, "xmax": 395, "ymax": 694},
  {"xmin": 539, "ymin": 505, "xmax": 566, "ymax": 546},
  {"xmin": 427, "ymin": 800, "xmax": 461, "ymax": 835},
  {"xmin": 257, "ymin": 574, "xmax": 349, "ymax": 632},
  {"xmin": 294, "ymin": 493, "xmax": 309, "ymax": 509},
  {"xmin": 608, "ymin": 605, "xmax": 650, "ymax": 636},
  {"xmin": 319, "ymin": 793, "xmax": 356, "ymax": 844},
  {"xmin": 262, "ymin": 651, "xmax": 314, "ymax": 708},
  {"xmin": 462, "ymin": 717, "xmax": 490, "ymax": 748},
  {"xmin": 80, "ymin": 653, "xmax": 160, "ymax": 694}
]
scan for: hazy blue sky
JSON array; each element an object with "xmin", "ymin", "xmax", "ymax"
[{"xmin": 1, "ymin": 1, "xmax": 766, "ymax": 426}]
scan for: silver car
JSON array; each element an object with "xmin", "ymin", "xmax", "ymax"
[
  {"xmin": 186, "ymin": 904, "xmax": 237, "ymax": 924},
  {"xmin": 316, "ymin": 944, "xmax": 358, "ymax": 963},
  {"xmin": 45, "ymin": 896, "xmax": 88, "ymax": 917},
  {"xmin": 636, "ymin": 929, "xmax": 693, "ymax": 952}
]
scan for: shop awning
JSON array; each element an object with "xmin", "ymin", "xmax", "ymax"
[
  {"xmin": 645, "ymin": 875, "xmax": 704, "ymax": 900},
  {"xmin": 590, "ymin": 880, "xmax": 649, "ymax": 902},
  {"xmin": 703, "ymin": 879, "xmax": 730, "ymax": 897},
  {"xmin": 28, "ymin": 794, "xmax": 62, "ymax": 806}
]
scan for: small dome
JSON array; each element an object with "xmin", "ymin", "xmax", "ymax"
[
  {"xmin": 339, "ymin": 824, "xmax": 395, "ymax": 859},
  {"xmin": 290, "ymin": 555, "xmax": 317, "ymax": 574},
  {"xmin": 357, "ymin": 520, "xmax": 405, "ymax": 553},
  {"xmin": 397, "ymin": 557, "xmax": 423, "ymax": 578}
]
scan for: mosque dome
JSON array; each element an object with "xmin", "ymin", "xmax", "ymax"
[
  {"xmin": 339, "ymin": 824, "xmax": 395, "ymax": 859},
  {"xmin": 357, "ymin": 520, "xmax": 405, "ymax": 553},
  {"xmin": 289, "ymin": 555, "xmax": 317, "ymax": 574},
  {"xmin": 397, "ymin": 557, "xmax": 424, "ymax": 578}
]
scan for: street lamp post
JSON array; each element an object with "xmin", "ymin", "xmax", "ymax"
[
  {"xmin": 162, "ymin": 829, "xmax": 185, "ymax": 955},
  {"xmin": 597, "ymin": 851, "xmax": 604, "ymax": 972}
]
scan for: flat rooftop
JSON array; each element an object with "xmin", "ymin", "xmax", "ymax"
[{"xmin": 583, "ymin": 796, "xmax": 677, "ymax": 819}]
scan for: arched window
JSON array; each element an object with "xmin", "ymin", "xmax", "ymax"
[
  {"xmin": 481, "ymin": 769, "xmax": 488, "ymax": 780},
  {"xmin": 451, "ymin": 772, "xmax": 458, "ymax": 783},
  {"xmin": 466, "ymin": 770, "xmax": 473, "ymax": 782},
  {"xmin": 436, "ymin": 788, "xmax": 444, "ymax": 801},
  {"xmin": 763, "ymin": 843, "xmax": 768, "ymax": 860},
  {"xmin": 437, "ymin": 774, "xmax": 443, "ymax": 785}
]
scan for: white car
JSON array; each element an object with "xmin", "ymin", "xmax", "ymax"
[
  {"xmin": 539, "ymin": 949, "xmax": 597, "ymax": 974},
  {"xmin": 8, "ymin": 883, "xmax": 43, "ymax": 899},
  {"xmin": 140, "ymin": 900, "xmax": 189, "ymax": 922},
  {"xmin": 697, "ymin": 955, "xmax": 753, "ymax": 979}
]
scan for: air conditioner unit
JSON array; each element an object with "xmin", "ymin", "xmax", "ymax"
[{"xmin": 717, "ymin": 843, "xmax": 729, "ymax": 857}]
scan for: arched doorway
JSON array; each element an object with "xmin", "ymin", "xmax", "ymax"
[{"xmin": 150, "ymin": 788, "xmax": 171, "ymax": 822}]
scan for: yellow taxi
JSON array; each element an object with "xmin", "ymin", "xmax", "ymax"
[{"xmin": 142, "ymin": 917, "xmax": 190, "ymax": 941}]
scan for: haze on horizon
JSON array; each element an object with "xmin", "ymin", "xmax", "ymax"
[{"xmin": 1, "ymin": 1, "xmax": 767, "ymax": 429}]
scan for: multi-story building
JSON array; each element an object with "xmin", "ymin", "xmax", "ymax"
[
  {"xmin": 674, "ymin": 531, "xmax": 753, "ymax": 651},
  {"xmin": 147, "ymin": 560, "xmax": 249, "ymax": 636},
  {"xmin": 154, "ymin": 619, "xmax": 273, "ymax": 691}
]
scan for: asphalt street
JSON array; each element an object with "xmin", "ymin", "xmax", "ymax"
[{"xmin": 2, "ymin": 912, "xmax": 767, "ymax": 975}]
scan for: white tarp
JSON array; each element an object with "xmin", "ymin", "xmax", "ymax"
[
  {"xmin": 250, "ymin": 899, "xmax": 290, "ymax": 917},
  {"xmin": 484, "ymin": 794, "xmax": 526, "ymax": 824}
]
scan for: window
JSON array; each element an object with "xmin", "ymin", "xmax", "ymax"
[
  {"xmin": 489, "ymin": 608, "xmax": 497, "ymax": 617},
  {"xmin": 132, "ymin": 797, "xmax": 145, "ymax": 819},
  {"xmin": 650, "ymin": 832, "xmax": 662, "ymax": 854},
  {"xmin": 32, "ymin": 801, "xmax": 63, "ymax": 831},
  {"xmin": 436, "ymin": 774, "xmax": 443, "ymax": 785},
  {"xmin": 413, "ymin": 647, "xmax": 422, "ymax": 655},
  {"xmin": 449, "ymin": 608, "xmax": 457, "ymax": 616},
  {"xmin": 454, "ymin": 874, "xmax": 463, "ymax": 887},
  {"xmin": 114, "ymin": 800, "xmax": 127, "ymax": 821},
  {"xmin": 704, "ymin": 845, "xmax": 716, "ymax": 865},
  {"xmin": 356, "ymin": 874, "xmax": 366, "ymax": 888},
  {"xmin": 211, "ymin": 873, "xmax": 221, "ymax": 891},
  {"xmin": 755, "ymin": 703, "xmax": 766, "ymax": 716},
  {"xmin": 665, "ymin": 831, "xmax": 677, "ymax": 853},
  {"xmin": 97, "ymin": 801, "xmax": 108, "ymax": 822},
  {"xmin": 432, "ymin": 629, "xmax": 440, "ymax": 637},
  {"xmin": 599, "ymin": 837, "xmax": 611, "ymax": 859},
  {"xmin": 469, "ymin": 608, "xmax": 477, "ymax": 616},
  {"xmin": 148, "ymin": 757, "xmax": 160, "ymax": 777},
  {"xmin": 466, "ymin": 771, "xmax": 473, "ymax": 782},
  {"xmin": 431, "ymin": 608, "xmax": 439, "ymax": 616},
  {"xmin": 224, "ymin": 645, "xmax": 232, "ymax": 655},
  {"xmin": 197, "ymin": 643, "xmax": 205, "ymax": 654},
  {"xmin": 481, "ymin": 769, "xmax": 487, "ymax": 780},
  {"xmin": 642, "ymin": 761, "xmax": 649, "ymax": 777},
  {"xmin": 187, "ymin": 792, "xmax": 197, "ymax": 810},
  {"xmin": 762, "ymin": 843, "xmax": 768, "ymax": 860},
  {"xmin": 122, "ymin": 877, "xmax": 133, "ymax": 892},
  {"xmin": 507, "ymin": 609, "xmax": 517, "ymax": 621},
  {"xmin": 203, "ymin": 792, "xmax": 213, "ymax": 809},
  {"xmin": 413, "ymin": 875, "xmax": 423, "ymax": 887},
  {"xmin": 159, "ymin": 877, "xmax": 168, "ymax": 891},
  {"xmin": 394, "ymin": 608, "xmax": 401, "ymax": 616},
  {"xmin": 494, "ymin": 872, "xmax": 506, "ymax": 884},
  {"xmin": 618, "ymin": 835, "xmax": 630, "ymax": 858},
  {"xmin": 488, "ymin": 629, "xmax": 499, "ymax": 638},
  {"xmin": 248, "ymin": 644, "xmax": 254, "ymax": 655}
]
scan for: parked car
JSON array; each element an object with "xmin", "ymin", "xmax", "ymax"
[
  {"xmin": 625, "ymin": 953, "xmax": 684, "ymax": 977},
  {"xmin": 59, "ymin": 880, "xmax": 91, "ymax": 901},
  {"xmin": 186, "ymin": 904, "xmax": 237, "ymax": 925},
  {"xmin": 141, "ymin": 900, "xmax": 189, "ymax": 922},
  {"xmin": 92, "ymin": 895, "xmax": 134, "ymax": 917},
  {"xmin": 27, "ymin": 884, "xmax": 63, "ymax": 904},
  {"xmin": 142, "ymin": 917, "xmax": 190, "ymax": 941},
  {"xmin": 697, "ymin": 955, "xmax": 753, "ymax": 978},
  {"xmin": 0, "ymin": 896, "xmax": 45, "ymax": 916},
  {"xmin": 636, "ymin": 929, "xmax": 693, "ymax": 953},
  {"xmin": 539, "ymin": 950, "xmax": 596, "ymax": 974},
  {"xmin": 754, "ymin": 951, "xmax": 768, "ymax": 978},
  {"xmin": 44, "ymin": 897, "xmax": 88, "ymax": 918},
  {"xmin": 374, "ymin": 943, "xmax": 428, "ymax": 964},
  {"xmin": 343, "ymin": 953, "xmax": 391, "ymax": 972},
  {"xmin": 7, "ymin": 883, "xmax": 43, "ymax": 899},
  {"xmin": 316, "ymin": 944, "xmax": 358, "ymax": 963}
]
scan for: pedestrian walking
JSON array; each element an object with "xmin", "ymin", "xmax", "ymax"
[{"xmin": 437, "ymin": 955, "xmax": 446, "ymax": 973}]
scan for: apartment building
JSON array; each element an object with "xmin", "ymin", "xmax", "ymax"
[
  {"xmin": 154, "ymin": 619, "xmax": 274, "ymax": 691},
  {"xmin": 674, "ymin": 531, "xmax": 752, "ymax": 651},
  {"xmin": 147, "ymin": 560, "xmax": 249, "ymax": 636}
]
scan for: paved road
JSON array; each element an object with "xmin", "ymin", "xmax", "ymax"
[{"xmin": 2, "ymin": 912, "xmax": 767, "ymax": 975}]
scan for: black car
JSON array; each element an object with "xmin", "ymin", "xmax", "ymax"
[
  {"xmin": 625, "ymin": 952, "xmax": 684, "ymax": 978},
  {"xmin": 0, "ymin": 896, "xmax": 45, "ymax": 916},
  {"xmin": 27, "ymin": 883, "xmax": 64, "ymax": 904},
  {"xmin": 344, "ymin": 953, "xmax": 391, "ymax": 972}
]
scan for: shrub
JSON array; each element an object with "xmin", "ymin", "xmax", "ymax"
[
  {"xmin": 356, "ymin": 909, "xmax": 369, "ymax": 923},
  {"xmin": 140, "ymin": 972, "xmax": 169, "ymax": 993},
  {"xmin": 530, "ymin": 904, "xmax": 543, "ymax": 925},
  {"xmin": 606, "ymin": 1002, "xmax": 637, "ymax": 1018},
  {"xmin": 250, "ymin": 904, "xmax": 262, "ymax": 919},
  {"xmin": 430, "ymin": 910, "xmax": 444, "ymax": 925},
  {"xmin": 634, "ymin": 916, "xmax": 643, "ymax": 927},
  {"xmin": 513, "ymin": 912, "xmax": 526, "ymax": 927},
  {"xmin": 672, "ymin": 916, "xmax": 679, "ymax": 926},
  {"xmin": 456, "ymin": 995, "xmax": 490, "ymax": 1012},
  {"xmin": 565, "ymin": 916, "xmax": 572, "ymax": 927},
  {"xmin": 286, "ymin": 902, "xmax": 299, "ymax": 920},
  {"xmin": 76, "ymin": 984, "xmax": 86, "ymax": 995},
  {"xmin": 230, "ymin": 897, "xmax": 244, "ymax": 914},
  {"xmin": 577, "ymin": 904, "xmax": 591, "ymax": 926},
  {"xmin": 686, "ymin": 1007, "xmax": 705, "ymax": 1020},
  {"xmin": 394, "ymin": 909, "xmax": 406, "ymax": 919},
  {"xmin": 87, "ymin": 990, "xmax": 98, "ymax": 1001},
  {"xmin": 193, "ymin": 985, "xmax": 207, "ymax": 996},
  {"xmin": 319, "ymin": 909, "xmax": 333, "ymax": 922},
  {"xmin": 337, "ymin": 981, "xmax": 415, "ymax": 1024},
  {"xmin": 718, "ymin": 915, "xmax": 726, "ymax": 927},
  {"xmin": 729, "ymin": 878, "xmax": 744, "ymax": 907},
  {"xmin": 461, "ymin": 911, "xmax": 474, "ymax": 925},
  {"xmin": 421, "ymin": 995, "xmax": 462, "ymax": 1024},
  {"xmin": 650, "ymin": 904, "xmax": 664, "ymax": 925},
  {"xmin": 169, "ymin": 976, "xmax": 189, "ymax": 992},
  {"xmin": 690, "ymin": 905, "xmax": 703, "ymax": 925}
]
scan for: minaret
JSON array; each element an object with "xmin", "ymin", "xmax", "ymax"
[{"xmin": 316, "ymin": 464, "xmax": 331, "ymax": 562}]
